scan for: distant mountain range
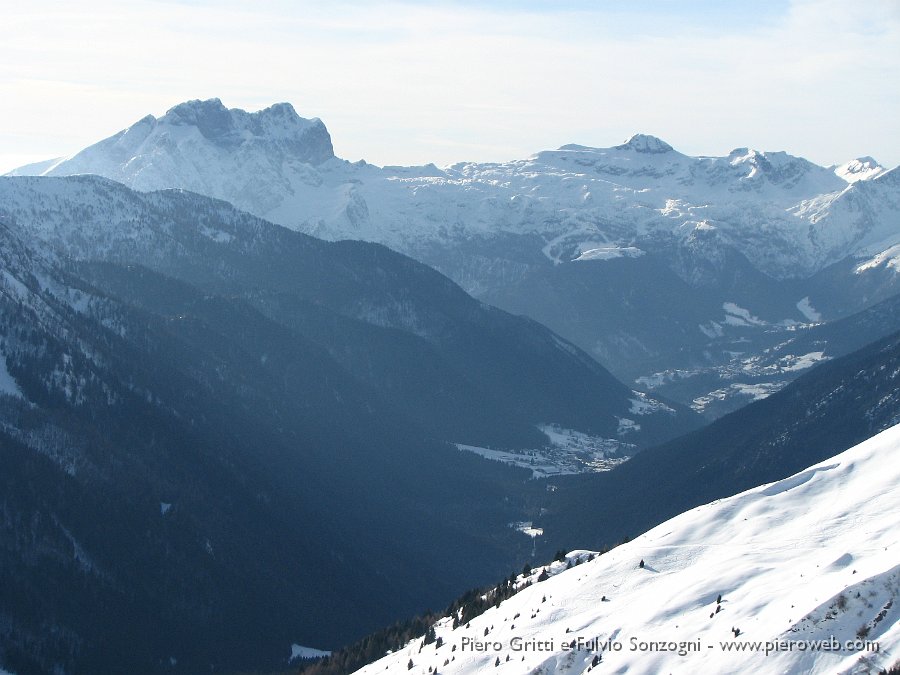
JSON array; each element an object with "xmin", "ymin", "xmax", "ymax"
[
  {"xmin": 15, "ymin": 100, "xmax": 893, "ymax": 281},
  {"xmin": 13, "ymin": 98, "xmax": 900, "ymax": 416}
]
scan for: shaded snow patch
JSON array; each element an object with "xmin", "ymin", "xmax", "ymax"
[
  {"xmin": 290, "ymin": 644, "xmax": 331, "ymax": 662},
  {"xmin": 796, "ymin": 297, "xmax": 822, "ymax": 322},
  {"xmin": 573, "ymin": 245, "xmax": 644, "ymax": 262}
]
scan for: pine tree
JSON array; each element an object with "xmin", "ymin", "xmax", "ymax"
[{"xmin": 424, "ymin": 626, "xmax": 436, "ymax": 645}]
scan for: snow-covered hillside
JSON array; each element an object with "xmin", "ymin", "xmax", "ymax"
[
  {"xmin": 0, "ymin": 173, "xmax": 695, "ymax": 451},
  {"xmin": 354, "ymin": 424, "xmax": 900, "ymax": 675},
  {"xmin": 834, "ymin": 157, "xmax": 887, "ymax": 184}
]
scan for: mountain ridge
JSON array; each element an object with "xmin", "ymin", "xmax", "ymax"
[
  {"xmin": 9, "ymin": 99, "xmax": 900, "ymax": 418},
  {"xmin": 11, "ymin": 98, "xmax": 893, "ymax": 281}
]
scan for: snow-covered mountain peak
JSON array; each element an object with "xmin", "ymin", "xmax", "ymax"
[
  {"xmin": 557, "ymin": 143, "xmax": 595, "ymax": 152},
  {"xmin": 161, "ymin": 97, "xmax": 307, "ymax": 129},
  {"xmin": 728, "ymin": 147, "xmax": 801, "ymax": 170},
  {"xmin": 727, "ymin": 146, "xmax": 753, "ymax": 158},
  {"xmin": 530, "ymin": 136, "xmax": 689, "ymax": 179},
  {"xmin": 156, "ymin": 97, "xmax": 332, "ymax": 159},
  {"xmin": 134, "ymin": 113, "xmax": 157, "ymax": 126},
  {"xmin": 8, "ymin": 99, "xmax": 336, "ymax": 213},
  {"xmin": 615, "ymin": 133, "xmax": 675, "ymax": 154},
  {"xmin": 834, "ymin": 156, "xmax": 886, "ymax": 183},
  {"xmin": 161, "ymin": 97, "xmax": 229, "ymax": 127},
  {"xmin": 725, "ymin": 147, "xmax": 845, "ymax": 193}
]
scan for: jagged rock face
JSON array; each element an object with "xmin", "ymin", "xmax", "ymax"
[
  {"xmin": 20, "ymin": 99, "xmax": 334, "ymax": 215},
  {"xmin": 138, "ymin": 98, "xmax": 334, "ymax": 164},
  {"xmin": 164, "ymin": 98, "xmax": 236, "ymax": 141},
  {"xmin": 834, "ymin": 156, "xmax": 886, "ymax": 183}
]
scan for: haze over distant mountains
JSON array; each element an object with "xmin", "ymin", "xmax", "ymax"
[
  {"xmin": 13, "ymin": 98, "xmax": 900, "ymax": 417},
  {"xmin": 15, "ymin": 99, "xmax": 896, "ymax": 282}
]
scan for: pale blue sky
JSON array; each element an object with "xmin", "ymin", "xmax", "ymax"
[{"xmin": 1, "ymin": 0, "xmax": 898, "ymax": 171}]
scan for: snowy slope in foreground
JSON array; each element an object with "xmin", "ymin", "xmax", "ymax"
[{"xmin": 355, "ymin": 425, "xmax": 900, "ymax": 675}]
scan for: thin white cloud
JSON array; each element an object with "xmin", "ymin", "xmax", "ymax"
[{"xmin": 0, "ymin": 0, "xmax": 897, "ymax": 172}]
